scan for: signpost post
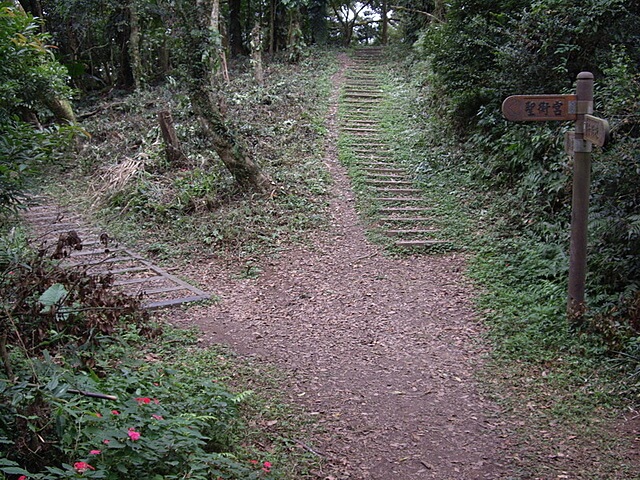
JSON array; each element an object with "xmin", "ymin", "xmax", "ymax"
[{"xmin": 501, "ymin": 72, "xmax": 610, "ymax": 325}]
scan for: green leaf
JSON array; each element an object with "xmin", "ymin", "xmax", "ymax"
[
  {"xmin": 39, "ymin": 282, "xmax": 68, "ymax": 311},
  {"xmin": 0, "ymin": 465, "xmax": 31, "ymax": 476}
]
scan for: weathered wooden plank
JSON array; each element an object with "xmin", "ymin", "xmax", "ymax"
[{"xmin": 143, "ymin": 295, "xmax": 210, "ymax": 310}]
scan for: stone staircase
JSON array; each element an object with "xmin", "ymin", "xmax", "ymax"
[{"xmin": 340, "ymin": 48, "xmax": 448, "ymax": 250}]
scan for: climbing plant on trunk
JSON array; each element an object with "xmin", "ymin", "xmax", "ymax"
[{"xmin": 175, "ymin": 0, "xmax": 272, "ymax": 194}]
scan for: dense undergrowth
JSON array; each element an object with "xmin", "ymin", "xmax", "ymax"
[
  {"xmin": 0, "ymin": 227, "xmax": 323, "ymax": 479},
  {"xmin": 44, "ymin": 49, "xmax": 336, "ymax": 268}
]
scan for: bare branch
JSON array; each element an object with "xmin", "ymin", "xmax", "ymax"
[{"xmin": 391, "ymin": 4, "xmax": 445, "ymax": 23}]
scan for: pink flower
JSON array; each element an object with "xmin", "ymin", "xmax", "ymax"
[
  {"xmin": 73, "ymin": 461, "xmax": 95, "ymax": 473},
  {"xmin": 89, "ymin": 450, "xmax": 101, "ymax": 455},
  {"xmin": 262, "ymin": 461, "xmax": 272, "ymax": 472},
  {"xmin": 94, "ymin": 412, "xmax": 102, "ymax": 418},
  {"xmin": 127, "ymin": 428, "xmax": 141, "ymax": 441},
  {"xmin": 18, "ymin": 476, "xmax": 27, "ymax": 480},
  {"xmin": 151, "ymin": 414, "xmax": 164, "ymax": 420},
  {"xmin": 111, "ymin": 410, "xmax": 120, "ymax": 415},
  {"xmin": 135, "ymin": 397, "xmax": 151, "ymax": 404},
  {"xmin": 249, "ymin": 459, "xmax": 259, "ymax": 465},
  {"xmin": 103, "ymin": 439, "xmax": 110, "ymax": 445}
]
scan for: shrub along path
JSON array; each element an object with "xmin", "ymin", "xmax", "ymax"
[{"xmin": 169, "ymin": 50, "xmax": 516, "ymax": 479}]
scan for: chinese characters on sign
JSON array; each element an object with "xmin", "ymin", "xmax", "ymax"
[
  {"xmin": 583, "ymin": 114, "xmax": 610, "ymax": 147},
  {"xmin": 525, "ymin": 100, "xmax": 564, "ymax": 117},
  {"xmin": 502, "ymin": 94, "xmax": 577, "ymax": 121}
]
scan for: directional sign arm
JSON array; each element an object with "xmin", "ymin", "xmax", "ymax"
[{"xmin": 502, "ymin": 94, "xmax": 577, "ymax": 122}]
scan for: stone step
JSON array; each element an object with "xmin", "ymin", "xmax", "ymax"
[
  {"xmin": 343, "ymin": 99, "xmax": 380, "ymax": 104},
  {"xmin": 353, "ymin": 151, "xmax": 391, "ymax": 157},
  {"xmin": 378, "ymin": 206, "xmax": 432, "ymax": 213},
  {"xmin": 343, "ymin": 127, "xmax": 379, "ymax": 133},
  {"xmin": 342, "ymin": 119, "xmax": 379, "ymax": 125},
  {"xmin": 363, "ymin": 167, "xmax": 405, "ymax": 172},
  {"xmin": 379, "ymin": 216, "xmax": 433, "ymax": 222},
  {"xmin": 374, "ymin": 188, "xmax": 422, "ymax": 194},
  {"xmin": 374, "ymin": 197, "xmax": 425, "ymax": 202},
  {"xmin": 367, "ymin": 173, "xmax": 406, "ymax": 179},
  {"xmin": 344, "ymin": 77, "xmax": 378, "ymax": 81},
  {"xmin": 344, "ymin": 92, "xmax": 383, "ymax": 99},
  {"xmin": 360, "ymin": 160, "xmax": 396, "ymax": 166},
  {"xmin": 364, "ymin": 177, "xmax": 411, "ymax": 184},
  {"xmin": 344, "ymin": 88, "xmax": 384, "ymax": 94},
  {"xmin": 342, "ymin": 117, "xmax": 378, "ymax": 122},
  {"xmin": 352, "ymin": 143, "xmax": 389, "ymax": 148},
  {"xmin": 384, "ymin": 229, "xmax": 438, "ymax": 236},
  {"xmin": 344, "ymin": 82, "xmax": 380, "ymax": 87},
  {"xmin": 394, "ymin": 239, "xmax": 450, "ymax": 248},
  {"xmin": 355, "ymin": 157, "xmax": 393, "ymax": 162}
]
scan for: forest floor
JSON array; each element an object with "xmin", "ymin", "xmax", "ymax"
[
  {"xmin": 166, "ymin": 52, "xmax": 516, "ymax": 479},
  {"xmin": 32, "ymin": 49, "xmax": 640, "ymax": 479}
]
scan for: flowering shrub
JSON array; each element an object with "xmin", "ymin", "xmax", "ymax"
[{"xmin": 1, "ymin": 355, "xmax": 275, "ymax": 480}]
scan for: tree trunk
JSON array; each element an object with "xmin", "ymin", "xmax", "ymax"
[
  {"xmin": 17, "ymin": 0, "xmax": 42, "ymax": 21},
  {"xmin": 269, "ymin": 0, "xmax": 276, "ymax": 55},
  {"xmin": 309, "ymin": 0, "xmax": 328, "ymax": 45},
  {"xmin": 250, "ymin": 23, "xmax": 264, "ymax": 85},
  {"xmin": 381, "ymin": 0, "xmax": 388, "ymax": 45},
  {"xmin": 229, "ymin": 0, "xmax": 245, "ymax": 56},
  {"xmin": 191, "ymin": 86, "xmax": 271, "ymax": 194},
  {"xmin": 178, "ymin": 0, "xmax": 272, "ymax": 194},
  {"xmin": 158, "ymin": 36, "xmax": 170, "ymax": 76},
  {"xmin": 210, "ymin": 0, "xmax": 229, "ymax": 83},
  {"xmin": 128, "ymin": 1, "xmax": 143, "ymax": 89},
  {"xmin": 1, "ymin": 331, "xmax": 13, "ymax": 379},
  {"xmin": 287, "ymin": 10, "xmax": 303, "ymax": 63},
  {"xmin": 43, "ymin": 95, "xmax": 76, "ymax": 124},
  {"xmin": 116, "ymin": 4, "xmax": 135, "ymax": 88},
  {"xmin": 158, "ymin": 111, "xmax": 188, "ymax": 165}
]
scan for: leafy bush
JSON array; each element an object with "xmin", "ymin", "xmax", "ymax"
[
  {"xmin": 0, "ymin": 235, "xmax": 275, "ymax": 478},
  {"xmin": 0, "ymin": 351, "xmax": 272, "ymax": 479},
  {"xmin": 0, "ymin": 237, "xmax": 147, "ymax": 361},
  {"xmin": 0, "ymin": 3, "xmax": 79, "ymax": 214}
]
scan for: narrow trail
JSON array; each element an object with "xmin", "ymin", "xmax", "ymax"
[{"xmin": 172, "ymin": 50, "xmax": 515, "ymax": 479}]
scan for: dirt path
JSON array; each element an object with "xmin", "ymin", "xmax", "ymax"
[{"xmin": 167, "ymin": 51, "xmax": 515, "ymax": 479}]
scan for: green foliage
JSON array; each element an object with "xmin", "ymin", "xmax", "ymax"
[
  {"xmin": 0, "ymin": 4, "xmax": 72, "ymax": 113},
  {"xmin": 0, "ymin": 4, "xmax": 78, "ymax": 214},
  {"xmin": 0, "ymin": 238, "xmax": 278, "ymax": 478},
  {"xmin": 0, "ymin": 244, "xmax": 147, "ymax": 357},
  {"xmin": 412, "ymin": 0, "xmax": 640, "ymax": 360},
  {"xmin": 0, "ymin": 348, "xmax": 272, "ymax": 479}
]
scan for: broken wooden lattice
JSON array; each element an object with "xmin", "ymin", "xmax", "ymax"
[{"xmin": 23, "ymin": 203, "xmax": 210, "ymax": 309}]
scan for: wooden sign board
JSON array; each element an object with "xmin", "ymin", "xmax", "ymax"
[
  {"xmin": 502, "ymin": 94, "xmax": 577, "ymax": 122},
  {"xmin": 584, "ymin": 114, "xmax": 610, "ymax": 147}
]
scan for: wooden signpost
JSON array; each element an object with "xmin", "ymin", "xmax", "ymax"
[{"xmin": 502, "ymin": 72, "xmax": 610, "ymax": 325}]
